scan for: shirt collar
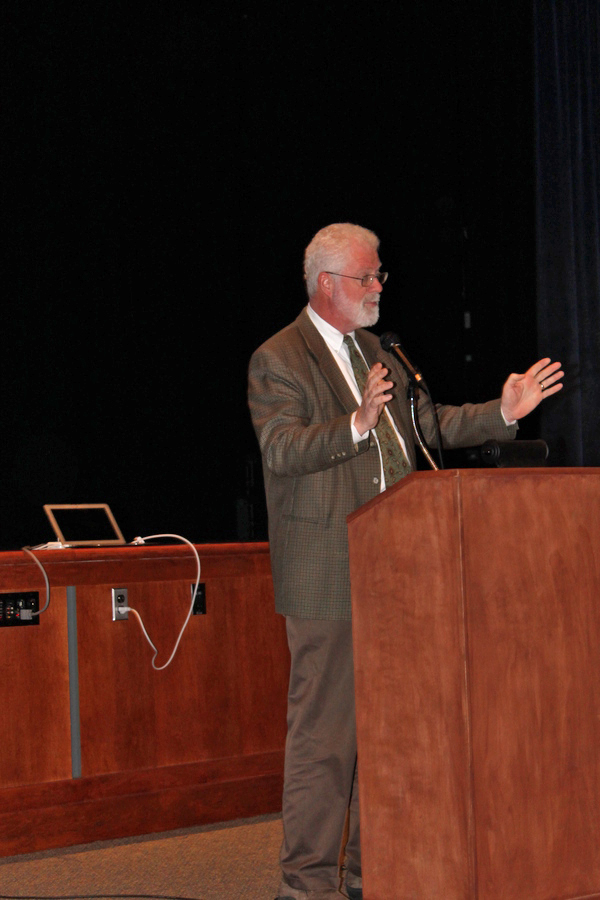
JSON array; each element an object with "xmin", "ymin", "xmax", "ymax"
[{"xmin": 307, "ymin": 303, "xmax": 355, "ymax": 353}]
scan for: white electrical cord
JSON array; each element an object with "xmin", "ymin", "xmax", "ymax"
[
  {"xmin": 125, "ymin": 534, "xmax": 202, "ymax": 671},
  {"xmin": 20, "ymin": 536, "xmax": 201, "ymax": 671},
  {"xmin": 21, "ymin": 547, "xmax": 51, "ymax": 614}
]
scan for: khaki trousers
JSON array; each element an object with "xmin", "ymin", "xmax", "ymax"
[{"xmin": 278, "ymin": 617, "xmax": 361, "ymax": 898}]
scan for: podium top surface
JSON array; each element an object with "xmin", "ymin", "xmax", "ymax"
[{"xmin": 347, "ymin": 466, "xmax": 600, "ymax": 525}]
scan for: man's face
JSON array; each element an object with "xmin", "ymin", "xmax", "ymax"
[{"xmin": 330, "ymin": 240, "xmax": 384, "ymax": 333}]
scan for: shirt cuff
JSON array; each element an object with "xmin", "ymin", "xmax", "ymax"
[
  {"xmin": 500, "ymin": 406, "xmax": 517, "ymax": 426},
  {"xmin": 350, "ymin": 411, "xmax": 369, "ymax": 443}
]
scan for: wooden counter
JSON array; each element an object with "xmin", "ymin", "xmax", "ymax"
[{"xmin": 0, "ymin": 542, "xmax": 288, "ymax": 856}]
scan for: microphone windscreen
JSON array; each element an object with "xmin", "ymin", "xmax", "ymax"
[{"xmin": 379, "ymin": 332, "xmax": 400, "ymax": 352}]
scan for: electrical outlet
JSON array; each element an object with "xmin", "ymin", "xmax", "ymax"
[
  {"xmin": 191, "ymin": 583, "xmax": 206, "ymax": 615},
  {"xmin": 111, "ymin": 587, "xmax": 129, "ymax": 621}
]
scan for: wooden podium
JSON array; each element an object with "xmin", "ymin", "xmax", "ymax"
[{"xmin": 347, "ymin": 468, "xmax": 600, "ymax": 900}]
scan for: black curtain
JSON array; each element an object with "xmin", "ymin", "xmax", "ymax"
[{"xmin": 534, "ymin": 0, "xmax": 600, "ymax": 465}]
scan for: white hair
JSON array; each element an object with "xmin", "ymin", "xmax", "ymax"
[{"xmin": 303, "ymin": 223, "xmax": 380, "ymax": 298}]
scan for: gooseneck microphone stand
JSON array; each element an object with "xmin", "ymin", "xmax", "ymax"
[{"xmin": 407, "ymin": 381, "xmax": 442, "ymax": 471}]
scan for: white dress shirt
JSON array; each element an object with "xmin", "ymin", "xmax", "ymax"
[{"xmin": 307, "ymin": 304, "xmax": 410, "ymax": 490}]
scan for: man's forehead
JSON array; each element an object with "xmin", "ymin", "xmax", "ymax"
[{"xmin": 347, "ymin": 242, "xmax": 381, "ymax": 270}]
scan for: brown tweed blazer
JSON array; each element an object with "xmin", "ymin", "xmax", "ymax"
[{"xmin": 248, "ymin": 307, "xmax": 516, "ymax": 620}]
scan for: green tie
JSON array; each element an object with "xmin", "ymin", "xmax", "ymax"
[{"xmin": 343, "ymin": 334, "xmax": 411, "ymax": 486}]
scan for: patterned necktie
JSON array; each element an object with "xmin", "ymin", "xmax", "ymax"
[{"xmin": 343, "ymin": 334, "xmax": 411, "ymax": 486}]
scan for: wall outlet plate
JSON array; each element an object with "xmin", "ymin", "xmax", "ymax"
[
  {"xmin": 191, "ymin": 583, "xmax": 206, "ymax": 615},
  {"xmin": 111, "ymin": 587, "xmax": 129, "ymax": 621}
]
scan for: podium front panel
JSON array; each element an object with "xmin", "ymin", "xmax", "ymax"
[{"xmin": 348, "ymin": 468, "xmax": 600, "ymax": 900}]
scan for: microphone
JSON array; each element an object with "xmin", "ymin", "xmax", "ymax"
[{"xmin": 379, "ymin": 332, "xmax": 425, "ymax": 386}]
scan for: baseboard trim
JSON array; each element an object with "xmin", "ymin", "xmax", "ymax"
[{"xmin": 0, "ymin": 751, "xmax": 284, "ymax": 856}]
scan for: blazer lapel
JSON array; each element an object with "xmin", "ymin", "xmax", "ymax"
[
  {"xmin": 295, "ymin": 311, "xmax": 416, "ymax": 464},
  {"xmin": 296, "ymin": 309, "xmax": 361, "ymax": 416}
]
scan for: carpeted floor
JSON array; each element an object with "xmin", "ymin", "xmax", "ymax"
[{"xmin": 0, "ymin": 813, "xmax": 283, "ymax": 900}]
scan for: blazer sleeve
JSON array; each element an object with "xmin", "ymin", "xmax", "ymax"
[{"xmin": 416, "ymin": 390, "xmax": 518, "ymax": 448}]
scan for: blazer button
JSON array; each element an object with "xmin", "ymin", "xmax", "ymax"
[{"xmin": 373, "ymin": 476, "xmax": 379, "ymax": 484}]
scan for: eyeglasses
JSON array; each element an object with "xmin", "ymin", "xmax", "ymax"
[{"xmin": 324, "ymin": 271, "xmax": 389, "ymax": 288}]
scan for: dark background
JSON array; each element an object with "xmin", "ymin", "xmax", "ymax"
[{"xmin": 3, "ymin": 2, "xmax": 541, "ymax": 548}]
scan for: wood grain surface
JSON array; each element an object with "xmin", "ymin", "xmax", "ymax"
[{"xmin": 348, "ymin": 468, "xmax": 600, "ymax": 900}]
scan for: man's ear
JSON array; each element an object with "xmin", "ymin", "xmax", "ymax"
[{"xmin": 318, "ymin": 271, "xmax": 334, "ymax": 297}]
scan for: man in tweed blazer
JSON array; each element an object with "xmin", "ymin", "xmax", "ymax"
[{"xmin": 248, "ymin": 223, "xmax": 563, "ymax": 900}]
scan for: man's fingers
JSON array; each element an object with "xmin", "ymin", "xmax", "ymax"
[
  {"xmin": 364, "ymin": 365, "xmax": 393, "ymax": 406},
  {"xmin": 541, "ymin": 382, "xmax": 563, "ymax": 397},
  {"xmin": 531, "ymin": 359, "xmax": 563, "ymax": 379}
]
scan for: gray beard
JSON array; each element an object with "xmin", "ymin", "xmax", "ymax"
[{"xmin": 359, "ymin": 301, "xmax": 380, "ymax": 328}]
